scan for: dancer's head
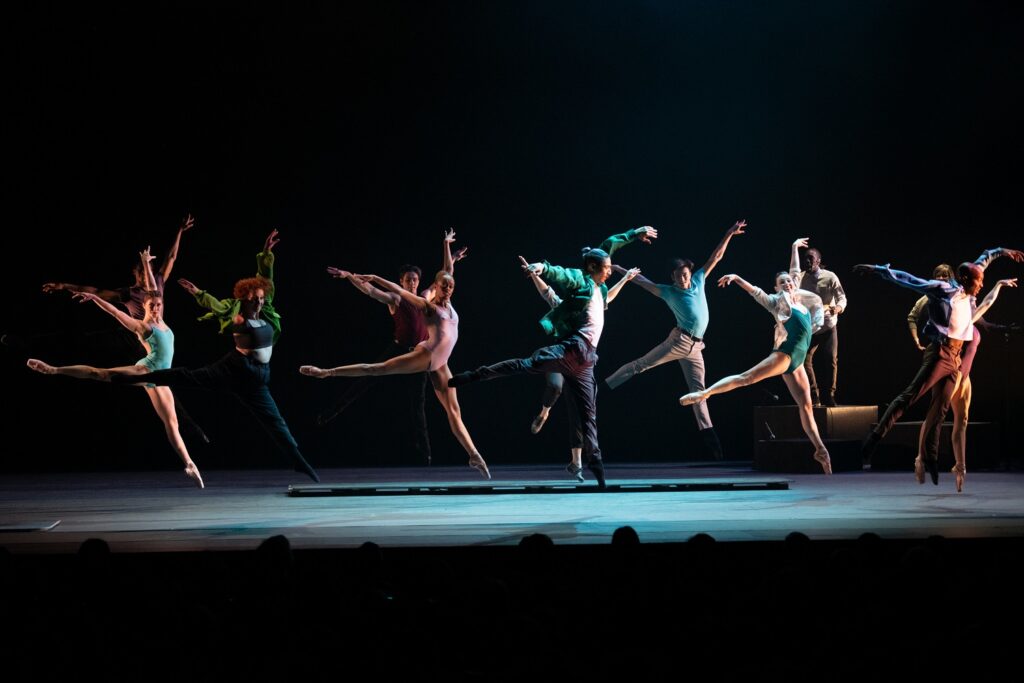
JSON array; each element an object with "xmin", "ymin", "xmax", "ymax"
[
  {"xmin": 773, "ymin": 271, "xmax": 796, "ymax": 294},
  {"xmin": 670, "ymin": 258, "xmax": 696, "ymax": 289},
  {"xmin": 398, "ymin": 265, "xmax": 422, "ymax": 293},
  {"xmin": 932, "ymin": 263, "xmax": 955, "ymax": 281},
  {"xmin": 582, "ymin": 247, "xmax": 612, "ymax": 284},
  {"xmin": 131, "ymin": 263, "xmax": 146, "ymax": 287},
  {"xmin": 802, "ymin": 248, "xmax": 823, "ymax": 273},
  {"xmin": 142, "ymin": 292, "xmax": 163, "ymax": 321},
  {"xmin": 956, "ymin": 262, "xmax": 984, "ymax": 296},
  {"xmin": 432, "ymin": 271, "xmax": 455, "ymax": 302},
  {"xmin": 234, "ymin": 276, "xmax": 272, "ymax": 318}
]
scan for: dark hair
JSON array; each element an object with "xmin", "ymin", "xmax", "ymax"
[
  {"xmin": 233, "ymin": 275, "xmax": 274, "ymax": 300},
  {"xmin": 670, "ymin": 258, "xmax": 695, "ymax": 278},
  {"xmin": 774, "ymin": 270, "xmax": 790, "ymax": 281},
  {"xmin": 142, "ymin": 290, "xmax": 162, "ymax": 302},
  {"xmin": 581, "ymin": 247, "xmax": 610, "ymax": 271},
  {"xmin": 398, "ymin": 264, "xmax": 421, "ymax": 279},
  {"xmin": 932, "ymin": 263, "xmax": 955, "ymax": 280},
  {"xmin": 956, "ymin": 262, "xmax": 981, "ymax": 285}
]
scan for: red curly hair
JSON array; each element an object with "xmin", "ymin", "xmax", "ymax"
[{"xmin": 233, "ymin": 276, "xmax": 274, "ymax": 300}]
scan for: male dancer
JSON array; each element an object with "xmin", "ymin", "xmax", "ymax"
[
  {"xmin": 604, "ymin": 219, "xmax": 746, "ymax": 460},
  {"xmin": 448, "ymin": 226, "xmax": 657, "ymax": 488},
  {"xmin": 793, "ymin": 239, "xmax": 848, "ymax": 406},
  {"xmin": 855, "ymin": 246, "xmax": 1022, "ymax": 484}
]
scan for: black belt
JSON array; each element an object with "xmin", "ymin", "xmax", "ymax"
[{"xmin": 679, "ymin": 329, "xmax": 703, "ymax": 343}]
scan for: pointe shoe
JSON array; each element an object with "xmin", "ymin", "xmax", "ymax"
[
  {"xmin": 468, "ymin": 453, "xmax": 491, "ymax": 479},
  {"xmin": 679, "ymin": 392, "xmax": 704, "ymax": 407},
  {"xmin": 566, "ymin": 462, "xmax": 584, "ymax": 483},
  {"xmin": 184, "ymin": 463, "xmax": 205, "ymax": 489},
  {"xmin": 951, "ymin": 464, "xmax": 965, "ymax": 493},
  {"xmin": 530, "ymin": 412, "xmax": 549, "ymax": 434},
  {"xmin": 26, "ymin": 359, "xmax": 56, "ymax": 374},
  {"xmin": 913, "ymin": 457, "xmax": 925, "ymax": 485},
  {"xmin": 814, "ymin": 449, "xmax": 832, "ymax": 475}
]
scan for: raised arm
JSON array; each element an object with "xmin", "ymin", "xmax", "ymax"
[
  {"xmin": 327, "ymin": 267, "xmax": 400, "ymax": 307},
  {"xmin": 598, "ymin": 226, "xmax": 658, "ymax": 257},
  {"xmin": 718, "ymin": 273, "xmax": 778, "ymax": 313},
  {"xmin": 701, "ymin": 220, "xmax": 746, "ymax": 276},
  {"xmin": 907, "ymin": 295, "xmax": 929, "ymax": 350},
  {"xmin": 41, "ymin": 281, "xmax": 122, "ymax": 302},
  {"xmin": 178, "ymin": 278, "xmax": 234, "ymax": 316},
  {"xmin": 442, "ymin": 228, "xmax": 468, "ymax": 275},
  {"xmin": 140, "ymin": 246, "xmax": 157, "ymax": 292},
  {"xmin": 520, "ymin": 256, "xmax": 561, "ymax": 309},
  {"xmin": 972, "ymin": 278, "xmax": 1018, "ymax": 322},
  {"xmin": 611, "ymin": 263, "xmax": 661, "ymax": 297},
  {"xmin": 360, "ymin": 274, "xmax": 431, "ymax": 312},
  {"xmin": 852, "ymin": 263, "xmax": 951, "ymax": 296},
  {"xmin": 790, "ymin": 238, "xmax": 807, "ymax": 278},
  {"xmin": 159, "ymin": 214, "xmax": 194, "ymax": 282},
  {"xmin": 974, "ymin": 247, "xmax": 1024, "ymax": 272},
  {"xmin": 606, "ymin": 268, "xmax": 640, "ymax": 305},
  {"xmin": 72, "ymin": 291, "xmax": 147, "ymax": 335}
]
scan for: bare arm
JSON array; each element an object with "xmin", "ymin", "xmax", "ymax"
[
  {"xmin": 606, "ymin": 268, "xmax": 640, "ymax": 304},
  {"xmin": 442, "ymin": 228, "xmax": 468, "ymax": 275},
  {"xmin": 611, "ymin": 263, "xmax": 661, "ymax": 297},
  {"xmin": 72, "ymin": 291, "xmax": 147, "ymax": 335},
  {"xmin": 790, "ymin": 237, "xmax": 807, "ymax": 278},
  {"xmin": 701, "ymin": 220, "xmax": 747, "ymax": 276},
  {"xmin": 140, "ymin": 247, "xmax": 157, "ymax": 292},
  {"xmin": 327, "ymin": 267, "xmax": 400, "ymax": 307},
  {"xmin": 973, "ymin": 278, "xmax": 1018, "ymax": 322},
  {"xmin": 160, "ymin": 213, "xmax": 194, "ymax": 282},
  {"xmin": 42, "ymin": 281, "xmax": 122, "ymax": 302},
  {"xmin": 360, "ymin": 274, "xmax": 431, "ymax": 312}
]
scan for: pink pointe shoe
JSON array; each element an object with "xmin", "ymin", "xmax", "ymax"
[{"xmin": 468, "ymin": 454, "xmax": 491, "ymax": 480}]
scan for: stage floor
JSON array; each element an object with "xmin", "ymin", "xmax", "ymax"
[{"xmin": 3, "ymin": 463, "xmax": 1024, "ymax": 553}]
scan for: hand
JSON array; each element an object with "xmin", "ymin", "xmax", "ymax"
[
  {"xmin": 523, "ymin": 261, "xmax": 545, "ymax": 277},
  {"xmin": 852, "ymin": 264, "xmax": 875, "ymax": 275},
  {"xmin": 996, "ymin": 278, "xmax": 1018, "ymax": 289},
  {"xmin": 72, "ymin": 291, "xmax": 99, "ymax": 303},
  {"xmin": 42, "ymin": 282, "xmax": 64, "ymax": 293},
  {"xmin": 793, "ymin": 237, "xmax": 809, "ymax": 249},
  {"xmin": 517, "ymin": 255, "xmax": 538, "ymax": 277},
  {"xmin": 717, "ymin": 274, "xmax": 739, "ymax": 288},
  {"xmin": 299, "ymin": 365, "xmax": 330, "ymax": 379},
  {"xmin": 177, "ymin": 278, "xmax": 199, "ymax": 295},
  {"xmin": 453, "ymin": 246, "xmax": 468, "ymax": 263},
  {"xmin": 326, "ymin": 267, "xmax": 351, "ymax": 279},
  {"xmin": 729, "ymin": 219, "xmax": 747, "ymax": 236},
  {"xmin": 140, "ymin": 246, "xmax": 156, "ymax": 263},
  {"xmin": 444, "ymin": 228, "xmax": 457, "ymax": 243},
  {"xmin": 622, "ymin": 267, "xmax": 641, "ymax": 282},
  {"xmin": 180, "ymin": 214, "xmax": 195, "ymax": 232},
  {"xmin": 1007, "ymin": 322, "xmax": 1023, "ymax": 334},
  {"xmin": 264, "ymin": 229, "xmax": 280, "ymax": 252},
  {"xmin": 635, "ymin": 226, "xmax": 658, "ymax": 244},
  {"xmin": 915, "ymin": 341, "xmax": 926, "ymax": 351},
  {"xmin": 1002, "ymin": 248, "xmax": 1024, "ymax": 262}
]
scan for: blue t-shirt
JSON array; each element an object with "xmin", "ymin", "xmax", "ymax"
[{"xmin": 657, "ymin": 268, "xmax": 709, "ymax": 338}]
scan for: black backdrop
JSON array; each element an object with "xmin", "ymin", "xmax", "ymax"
[{"xmin": 4, "ymin": 1, "xmax": 1022, "ymax": 473}]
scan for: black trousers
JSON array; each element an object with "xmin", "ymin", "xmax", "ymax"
[
  {"xmin": 804, "ymin": 326, "xmax": 838, "ymax": 401},
  {"xmin": 473, "ymin": 335, "xmax": 599, "ymax": 463},
  {"xmin": 874, "ymin": 340, "xmax": 962, "ymax": 462},
  {"xmin": 117, "ymin": 350, "xmax": 316, "ymax": 475},
  {"xmin": 318, "ymin": 341, "xmax": 432, "ymax": 464}
]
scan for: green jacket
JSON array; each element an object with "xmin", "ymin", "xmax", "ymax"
[
  {"xmin": 192, "ymin": 249, "xmax": 283, "ymax": 344},
  {"xmin": 538, "ymin": 228, "xmax": 642, "ymax": 338}
]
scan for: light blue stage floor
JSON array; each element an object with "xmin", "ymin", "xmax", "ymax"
[{"xmin": 2, "ymin": 464, "xmax": 1024, "ymax": 552}]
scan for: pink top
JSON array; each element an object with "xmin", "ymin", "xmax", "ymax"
[{"xmin": 418, "ymin": 301, "xmax": 459, "ymax": 371}]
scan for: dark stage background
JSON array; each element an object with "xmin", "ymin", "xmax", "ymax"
[{"xmin": 4, "ymin": 0, "xmax": 1022, "ymax": 473}]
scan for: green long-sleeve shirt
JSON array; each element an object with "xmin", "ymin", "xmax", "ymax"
[
  {"xmin": 538, "ymin": 228, "xmax": 642, "ymax": 338},
  {"xmin": 192, "ymin": 249, "xmax": 283, "ymax": 344}
]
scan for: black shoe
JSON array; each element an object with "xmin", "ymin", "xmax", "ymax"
[
  {"xmin": 861, "ymin": 431, "xmax": 881, "ymax": 462},
  {"xmin": 587, "ymin": 460, "xmax": 607, "ymax": 489},
  {"xmin": 447, "ymin": 370, "xmax": 478, "ymax": 388},
  {"xmin": 566, "ymin": 463, "xmax": 584, "ymax": 483},
  {"xmin": 823, "ymin": 396, "xmax": 838, "ymax": 408},
  {"xmin": 700, "ymin": 427, "xmax": 724, "ymax": 461},
  {"xmin": 925, "ymin": 457, "xmax": 939, "ymax": 485}
]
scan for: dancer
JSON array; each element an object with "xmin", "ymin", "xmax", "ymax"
[
  {"xmin": 446, "ymin": 225, "xmax": 657, "ymax": 488},
  {"xmin": 27, "ymin": 248, "xmax": 204, "ymax": 488},
  {"xmin": 794, "ymin": 239, "xmax": 848, "ymax": 406},
  {"xmin": 679, "ymin": 239, "xmax": 831, "ymax": 474},
  {"xmin": 604, "ymin": 219, "xmax": 747, "ymax": 460},
  {"xmin": 908, "ymin": 267, "xmax": 1018, "ymax": 491},
  {"xmin": 300, "ymin": 232, "xmax": 490, "ymax": 479},
  {"xmin": 107, "ymin": 229, "xmax": 320, "ymax": 482},
  {"xmin": 314, "ymin": 231, "xmax": 468, "ymax": 465},
  {"xmin": 855, "ymin": 246, "xmax": 1023, "ymax": 484}
]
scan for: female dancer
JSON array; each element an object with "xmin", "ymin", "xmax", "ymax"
[
  {"xmin": 28, "ymin": 248, "xmax": 204, "ymax": 487},
  {"xmin": 679, "ymin": 238, "xmax": 831, "ymax": 474},
  {"xmin": 300, "ymin": 233, "xmax": 490, "ymax": 479}
]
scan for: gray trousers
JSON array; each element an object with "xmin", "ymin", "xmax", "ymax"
[{"xmin": 604, "ymin": 327, "xmax": 712, "ymax": 430}]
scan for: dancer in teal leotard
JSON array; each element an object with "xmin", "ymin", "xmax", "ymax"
[
  {"xmin": 679, "ymin": 238, "xmax": 832, "ymax": 474},
  {"xmin": 27, "ymin": 247, "xmax": 204, "ymax": 488}
]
